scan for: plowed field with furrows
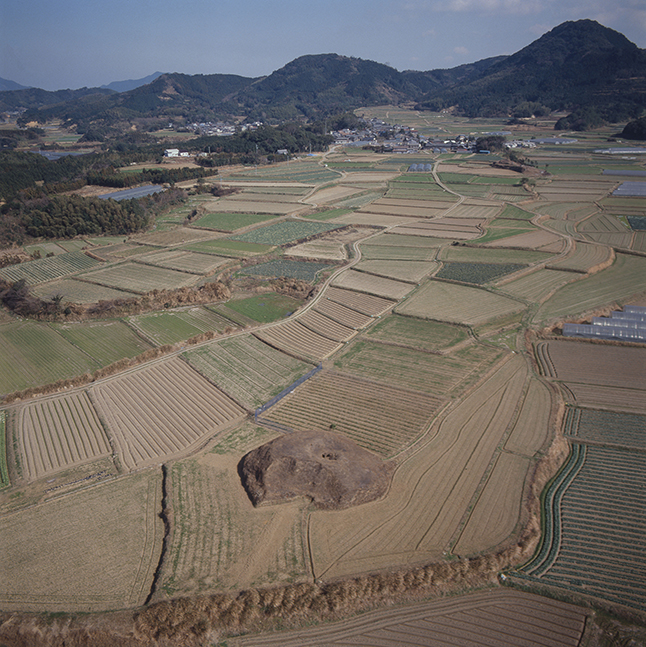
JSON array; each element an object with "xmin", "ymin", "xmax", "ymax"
[
  {"xmin": 297, "ymin": 309, "xmax": 357, "ymax": 342},
  {"xmin": 91, "ymin": 358, "xmax": 245, "ymax": 469},
  {"xmin": 546, "ymin": 241, "xmax": 612, "ymax": 273},
  {"xmin": 253, "ymin": 320, "xmax": 342, "ymax": 361},
  {"xmin": 184, "ymin": 335, "xmax": 313, "ymax": 409},
  {"xmin": 322, "ymin": 287, "xmax": 395, "ymax": 316},
  {"xmin": 261, "ymin": 371, "xmax": 443, "ymax": 457},
  {"xmin": 331, "ymin": 270, "xmax": 414, "ymax": 300},
  {"xmin": 535, "ymin": 446, "xmax": 646, "ymax": 612},
  {"xmin": 228, "ymin": 589, "xmax": 587, "ymax": 647},
  {"xmin": 308, "ymin": 355, "xmax": 527, "ymax": 578},
  {"xmin": 313, "ymin": 298, "xmax": 375, "ymax": 329},
  {"xmin": 564, "ymin": 407, "xmax": 646, "ymax": 449},
  {"xmin": 17, "ymin": 392, "xmax": 111, "ymax": 480}
]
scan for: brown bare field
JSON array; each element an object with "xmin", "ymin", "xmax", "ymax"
[
  {"xmin": 0, "ymin": 470, "xmax": 163, "ymax": 611},
  {"xmin": 324, "ymin": 286, "xmax": 395, "ymax": 316},
  {"xmin": 391, "ymin": 219, "xmax": 484, "ymax": 239},
  {"xmin": 334, "ymin": 212, "xmax": 420, "ymax": 227},
  {"xmin": 437, "ymin": 162, "xmax": 522, "ymax": 178},
  {"xmin": 135, "ymin": 249, "xmax": 230, "ymax": 274},
  {"xmin": 498, "ymin": 268, "xmax": 576, "ymax": 303},
  {"xmin": 453, "ymin": 452, "xmax": 531, "ymax": 555},
  {"xmin": 227, "ymin": 191, "xmax": 305, "ymax": 203},
  {"xmin": 228, "ymin": 589, "xmax": 587, "ymax": 647},
  {"xmin": 31, "ymin": 278, "xmax": 135, "ymax": 304},
  {"xmin": 341, "ymin": 171, "xmax": 400, "ymax": 183},
  {"xmin": 307, "ymin": 185, "xmax": 366, "ymax": 204},
  {"xmin": 395, "ymin": 280, "xmax": 526, "ymax": 326},
  {"xmin": 297, "ymin": 309, "xmax": 357, "ymax": 342},
  {"xmin": 91, "ymin": 358, "xmax": 246, "ymax": 470},
  {"xmin": 308, "ymin": 355, "xmax": 527, "ymax": 579},
  {"xmin": 254, "ymin": 320, "xmax": 343, "ymax": 361},
  {"xmin": 313, "ymin": 298, "xmax": 376, "ymax": 329},
  {"xmin": 549, "ymin": 240, "xmax": 614, "ymax": 272},
  {"xmin": 262, "ymin": 370, "xmax": 443, "ymax": 458},
  {"xmin": 561, "ymin": 383, "xmax": 646, "ymax": 414},
  {"xmin": 485, "ymin": 229, "xmax": 564, "ymax": 249},
  {"xmin": 161, "ymin": 442, "xmax": 308, "ymax": 596},
  {"xmin": 204, "ymin": 199, "xmax": 305, "ymax": 214},
  {"xmin": 504, "ymin": 378, "xmax": 554, "ymax": 456},
  {"xmin": 15, "ymin": 392, "xmax": 111, "ymax": 481},
  {"xmin": 79, "ymin": 262, "xmax": 199, "ymax": 293},
  {"xmin": 445, "ymin": 203, "xmax": 502, "ymax": 219},
  {"xmin": 353, "ymin": 259, "xmax": 438, "ymax": 283},
  {"xmin": 285, "ymin": 228, "xmax": 368, "ymax": 261},
  {"xmin": 131, "ymin": 227, "xmax": 219, "ymax": 246},
  {"xmin": 331, "ymin": 269, "xmax": 415, "ymax": 299},
  {"xmin": 581, "ymin": 231, "xmax": 634, "ymax": 248}
]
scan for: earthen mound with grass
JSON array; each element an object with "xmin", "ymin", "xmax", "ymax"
[{"xmin": 239, "ymin": 430, "xmax": 394, "ymax": 510}]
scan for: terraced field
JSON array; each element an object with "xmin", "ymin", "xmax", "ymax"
[
  {"xmin": 353, "ymin": 259, "xmax": 438, "ymax": 283},
  {"xmin": 80, "ymin": 261, "xmax": 198, "ymax": 293},
  {"xmin": 331, "ymin": 269, "xmax": 415, "ymax": 299},
  {"xmin": 32, "ymin": 279, "xmax": 135, "ymax": 303},
  {"xmin": 91, "ymin": 358, "xmax": 246, "ymax": 469},
  {"xmin": 312, "ymin": 297, "xmax": 376, "ymax": 330},
  {"xmin": 261, "ymin": 370, "xmax": 443, "ymax": 458},
  {"xmin": 184, "ymin": 335, "xmax": 314, "ymax": 408},
  {"xmin": 297, "ymin": 309, "xmax": 357, "ymax": 342},
  {"xmin": 136, "ymin": 249, "xmax": 230, "ymax": 274}
]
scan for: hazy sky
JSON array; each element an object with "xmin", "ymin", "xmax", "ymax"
[{"xmin": 2, "ymin": 0, "xmax": 645, "ymax": 91}]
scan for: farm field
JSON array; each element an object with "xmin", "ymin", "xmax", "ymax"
[
  {"xmin": 261, "ymin": 370, "xmax": 444, "ymax": 458},
  {"xmin": 0, "ymin": 321, "xmax": 100, "ymax": 396},
  {"xmin": 395, "ymin": 279, "xmax": 526, "ymax": 326},
  {"xmin": 364, "ymin": 314, "xmax": 468, "ymax": 351},
  {"xmin": 131, "ymin": 226, "xmax": 217, "ymax": 247},
  {"xmin": 334, "ymin": 339, "xmax": 503, "ymax": 396},
  {"xmin": 331, "ymin": 269, "xmax": 415, "ymax": 300},
  {"xmin": 297, "ymin": 308, "xmax": 357, "ymax": 342},
  {"xmin": 253, "ymin": 319, "xmax": 343, "ymax": 362},
  {"xmin": 308, "ymin": 355, "xmax": 528, "ymax": 578},
  {"xmin": 545, "ymin": 241, "xmax": 612, "ymax": 272},
  {"xmin": 357, "ymin": 243, "xmax": 439, "ymax": 261},
  {"xmin": 14, "ymin": 391, "xmax": 111, "ymax": 480},
  {"xmin": 223, "ymin": 292, "xmax": 302, "ymax": 324},
  {"xmin": 239, "ymin": 259, "xmax": 333, "ymax": 281},
  {"xmin": 438, "ymin": 246, "xmax": 554, "ymax": 265},
  {"xmin": 0, "ymin": 470, "xmax": 163, "ymax": 611},
  {"xmin": 230, "ymin": 220, "xmax": 343, "ymax": 245},
  {"xmin": 31, "ymin": 278, "xmax": 136, "ymax": 303},
  {"xmin": 180, "ymin": 237, "xmax": 274, "ymax": 257},
  {"xmin": 52, "ymin": 319, "xmax": 152, "ymax": 365},
  {"xmin": 193, "ymin": 212, "xmax": 279, "ymax": 232},
  {"xmin": 564, "ymin": 407, "xmax": 646, "ymax": 450},
  {"xmin": 391, "ymin": 217, "xmax": 484, "ymax": 239},
  {"xmin": 184, "ymin": 335, "xmax": 314, "ymax": 408},
  {"xmin": 0, "ymin": 251, "xmax": 103, "ymax": 285},
  {"xmin": 129, "ymin": 306, "xmax": 237, "ymax": 345},
  {"xmin": 312, "ymin": 297, "xmax": 375, "ymax": 330},
  {"xmin": 497, "ymin": 269, "xmax": 576, "ymax": 303},
  {"xmin": 353, "ymin": 259, "xmax": 438, "ymax": 282},
  {"xmin": 91, "ymin": 358, "xmax": 246, "ymax": 470},
  {"xmin": 517, "ymin": 443, "xmax": 646, "ymax": 612},
  {"xmin": 229, "ymin": 589, "xmax": 588, "ymax": 647},
  {"xmin": 435, "ymin": 261, "xmax": 526, "ymax": 285},
  {"xmin": 79, "ymin": 261, "xmax": 199, "ymax": 293},
  {"xmin": 535, "ymin": 253, "xmax": 646, "ymax": 322},
  {"xmin": 135, "ymin": 249, "xmax": 230, "ymax": 274}
]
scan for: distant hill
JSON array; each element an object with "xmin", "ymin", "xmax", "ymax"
[
  {"xmin": 0, "ymin": 77, "xmax": 30, "ymax": 92},
  {"xmin": 4, "ymin": 20, "xmax": 644, "ymax": 131},
  {"xmin": 101, "ymin": 72, "xmax": 164, "ymax": 93}
]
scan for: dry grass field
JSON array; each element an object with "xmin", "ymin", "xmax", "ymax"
[{"xmin": 0, "ymin": 470, "xmax": 163, "ymax": 611}]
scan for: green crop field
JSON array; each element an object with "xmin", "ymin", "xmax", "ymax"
[
  {"xmin": 438, "ymin": 246, "xmax": 553, "ymax": 265},
  {"xmin": 181, "ymin": 238, "xmax": 274, "ymax": 257},
  {"xmin": 436, "ymin": 262, "xmax": 526, "ymax": 284},
  {"xmin": 302, "ymin": 208, "xmax": 353, "ymax": 221},
  {"xmin": 364, "ymin": 314, "xmax": 468, "ymax": 351},
  {"xmin": 0, "ymin": 251, "xmax": 103, "ymax": 285},
  {"xmin": 129, "ymin": 307, "xmax": 236, "ymax": 345},
  {"xmin": 0, "ymin": 322, "xmax": 99, "ymax": 395},
  {"xmin": 222, "ymin": 293, "xmax": 302, "ymax": 323},
  {"xmin": 52, "ymin": 320, "xmax": 152, "ymax": 365},
  {"xmin": 230, "ymin": 220, "xmax": 343, "ymax": 245},
  {"xmin": 475, "ymin": 218, "xmax": 537, "ymax": 244},
  {"xmin": 354, "ymin": 260, "xmax": 438, "ymax": 282},
  {"xmin": 193, "ymin": 212, "xmax": 278, "ymax": 231},
  {"xmin": 239, "ymin": 259, "xmax": 333, "ymax": 282},
  {"xmin": 185, "ymin": 335, "xmax": 314, "ymax": 408},
  {"xmin": 564, "ymin": 407, "xmax": 646, "ymax": 450}
]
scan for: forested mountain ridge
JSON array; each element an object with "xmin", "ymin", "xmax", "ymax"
[{"xmin": 2, "ymin": 20, "xmax": 644, "ymax": 130}]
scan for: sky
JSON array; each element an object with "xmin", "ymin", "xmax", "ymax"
[{"xmin": 1, "ymin": 0, "xmax": 645, "ymax": 91}]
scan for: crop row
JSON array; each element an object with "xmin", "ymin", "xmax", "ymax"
[
  {"xmin": 261, "ymin": 371, "xmax": 442, "ymax": 457},
  {"xmin": 240, "ymin": 260, "xmax": 332, "ymax": 282},
  {"xmin": 17, "ymin": 392, "xmax": 111, "ymax": 480},
  {"xmin": 313, "ymin": 298, "xmax": 375, "ymax": 329},
  {"xmin": 185, "ymin": 335, "xmax": 313, "ymax": 408},
  {"xmin": 331, "ymin": 269, "xmax": 414, "ymax": 300},
  {"xmin": 436, "ymin": 262, "xmax": 526, "ymax": 285},
  {"xmin": 254, "ymin": 320, "xmax": 342, "ymax": 362},
  {"xmin": 564, "ymin": 407, "xmax": 646, "ymax": 449},
  {"xmin": 230, "ymin": 221, "xmax": 343, "ymax": 245},
  {"xmin": 0, "ymin": 251, "xmax": 103, "ymax": 285},
  {"xmin": 324, "ymin": 286, "xmax": 395, "ymax": 316},
  {"xmin": 297, "ymin": 309, "xmax": 356, "ymax": 342}
]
